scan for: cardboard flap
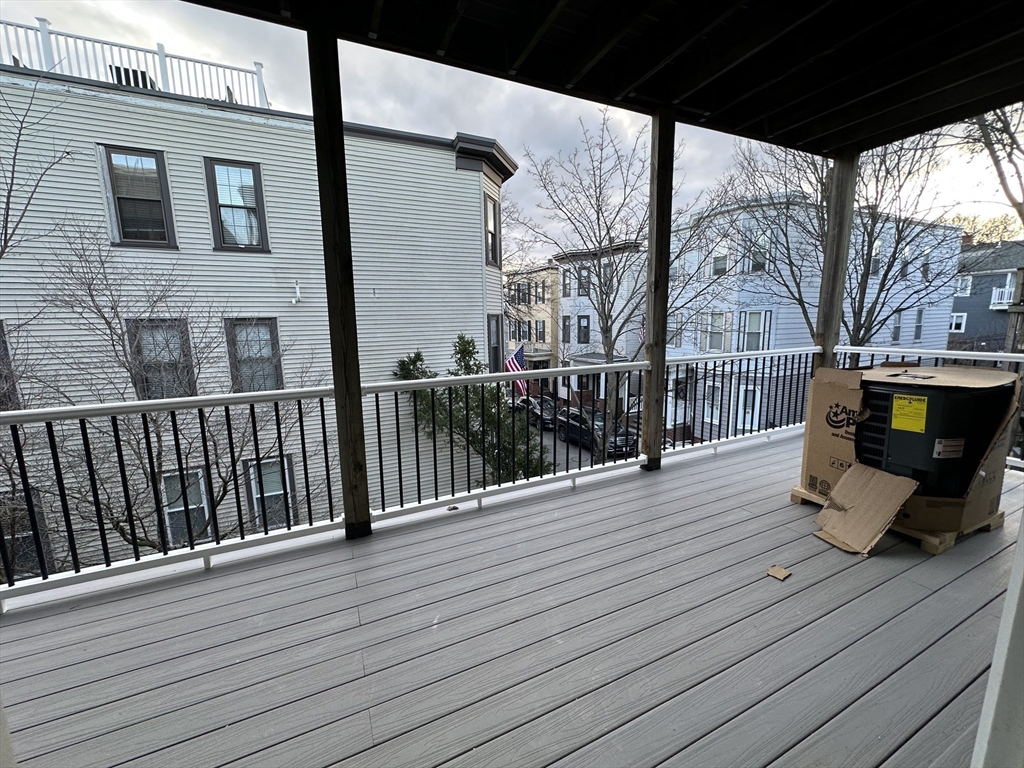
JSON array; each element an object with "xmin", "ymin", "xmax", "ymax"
[
  {"xmin": 813, "ymin": 368, "xmax": 862, "ymax": 388},
  {"xmin": 813, "ymin": 464, "xmax": 919, "ymax": 555}
]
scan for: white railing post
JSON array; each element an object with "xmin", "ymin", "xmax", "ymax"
[
  {"xmin": 35, "ymin": 17, "xmax": 55, "ymax": 71},
  {"xmin": 254, "ymin": 61, "xmax": 268, "ymax": 108},
  {"xmin": 156, "ymin": 43, "xmax": 170, "ymax": 91}
]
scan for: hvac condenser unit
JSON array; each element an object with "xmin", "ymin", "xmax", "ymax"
[{"xmin": 854, "ymin": 367, "xmax": 1018, "ymax": 498}]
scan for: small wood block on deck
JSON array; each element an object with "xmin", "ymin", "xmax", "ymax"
[
  {"xmin": 790, "ymin": 486, "xmax": 824, "ymax": 506},
  {"xmin": 891, "ymin": 512, "xmax": 1005, "ymax": 556}
]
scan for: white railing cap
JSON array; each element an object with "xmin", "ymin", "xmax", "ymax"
[{"xmin": 835, "ymin": 345, "xmax": 1024, "ymax": 364}]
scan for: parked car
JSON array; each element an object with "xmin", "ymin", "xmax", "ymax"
[
  {"xmin": 515, "ymin": 396, "xmax": 556, "ymax": 429},
  {"xmin": 556, "ymin": 407, "xmax": 638, "ymax": 457}
]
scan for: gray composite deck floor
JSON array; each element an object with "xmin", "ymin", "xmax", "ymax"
[{"xmin": 0, "ymin": 432, "xmax": 1020, "ymax": 768}]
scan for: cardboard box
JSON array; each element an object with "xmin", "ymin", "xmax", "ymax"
[{"xmin": 797, "ymin": 365, "xmax": 1020, "ymax": 544}]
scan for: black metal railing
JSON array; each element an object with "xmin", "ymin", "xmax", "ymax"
[
  {"xmin": 363, "ymin": 361, "xmax": 649, "ymax": 517},
  {"xmin": 661, "ymin": 347, "xmax": 820, "ymax": 450},
  {"xmin": 1, "ymin": 388, "xmax": 339, "ymax": 587}
]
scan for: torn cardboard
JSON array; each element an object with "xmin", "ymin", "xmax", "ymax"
[
  {"xmin": 813, "ymin": 464, "xmax": 919, "ymax": 555},
  {"xmin": 767, "ymin": 565, "xmax": 791, "ymax": 581},
  {"xmin": 798, "ymin": 368, "xmax": 866, "ymax": 498}
]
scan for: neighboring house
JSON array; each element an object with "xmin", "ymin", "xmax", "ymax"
[
  {"xmin": 505, "ymin": 262, "xmax": 560, "ymax": 374},
  {"xmin": 0, "ymin": 20, "xmax": 515, "ymax": 569},
  {"xmin": 552, "ymin": 242, "xmax": 644, "ymax": 403},
  {"xmin": 947, "ymin": 239, "xmax": 1024, "ymax": 353},
  {"xmin": 671, "ymin": 201, "xmax": 960, "ymax": 441}
]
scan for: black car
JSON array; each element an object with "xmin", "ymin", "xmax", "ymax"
[
  {"xmin": 555, "ymin": 407, "xmax": 638, "ymax": 457},
  {"xmin": 515, "ymin": 396, "xmax": 556, "ymax": 429}
]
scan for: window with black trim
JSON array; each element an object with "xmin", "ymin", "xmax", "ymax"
[
  {"xmin": 562, "ymin": 271, "xmax": 571, "ymax": 297},
  {"xmin": 205, "ymin": 159, "xmax": 270, "ymax": 251},
  {"xmin": 577, "ymin": 315, "xmax": 590, "ymax": 344},
  {"xmin": 562, "ymin": 315, "xmax": 571, "ymax": 344},
  {"xmin": 127, "ymin": 319, "xmax": 196, "ymax": 400},
  {"xmin": 226, "ymin": 318, "xmax": 283, "ymax": 392},
  {"xmin": 535, "ymin": 280, "xmax": 546, "ymax": 304},
  {"xmin": 487, "ymin": 314, "xmax": 503, "ymax": 372},
  {"xmin": 103, "ymin": 147, "xmax": 176, "ymax": 245},
  {"xmin": 485, "ymin": 195, "xmax": 500, "ymax": 266},
  {"xmin": 578, "ymin": 267, "xmax": 591, "ymax": 297},
  {"xmin": 0, "ymin": 321, "xmax": 19, "ymax": 411}
]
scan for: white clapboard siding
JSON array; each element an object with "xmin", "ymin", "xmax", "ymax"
[{"xmin": 0, "ymin": 70, "xmax": 507, "ymax": 555}]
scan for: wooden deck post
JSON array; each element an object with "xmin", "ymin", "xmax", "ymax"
[
  {"xmin": 306, "ymin": 30, "xmax": 372, "ymax": 538},
  {"xmin": 641, "ymin": 106, "xmax": 674, "ymax": 471},
  {"xmin": 813, "ymin": 152, "xmax": 859, "ymax": 372}
]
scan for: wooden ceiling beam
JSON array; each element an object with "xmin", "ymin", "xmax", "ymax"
[
  {"xmin": 611, "ymin": 0, "xmax": 744, "ymax": 101},
  {"xmin": 507, "ymin": 0, "xmax": 568, "ymax": 75},
  {"xmin": 699, "ymin": 0, "xmax": 917, "ymax": 124},
  {"xmin": 436, "ymin": 0, "xmax": 468, "ymax": 56},
  {"xmin": 810, "ymin": 64, "xmax": 1024, "ymax": 153},
  {"xmin": 671, "ymin": 0, "xmax": 832, "ymax": 104},
  {"xmin": 745, "ymin": 1, "xmax": 1013, "ymax": 134},
  {"xmin": 774, "ymin": 30, "xmax": 1023, "ymax": 144},
  {"xmin": 563, "ymin": 0, "xmax": 660, "ymax": 90}
]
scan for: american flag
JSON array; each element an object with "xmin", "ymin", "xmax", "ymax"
[
  {"xmin": 639, "ymin": 316, "xmax": 646, "ymax": 347},
  {"xmin": 504, "ymin": 344, "xmax": 527, "ymax": 396}
]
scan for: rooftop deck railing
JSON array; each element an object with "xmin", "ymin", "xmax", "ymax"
[{"xmin": 0, "ymin": 17, "xmax": 269, "ymax": 108}]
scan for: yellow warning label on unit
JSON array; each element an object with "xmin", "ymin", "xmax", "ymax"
[{"xmin": 891, "ymin": 394, "xmax": 927, "ymax": 433}]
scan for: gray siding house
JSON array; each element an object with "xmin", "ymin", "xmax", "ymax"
[
  {"xmin": 947, "ymin": 240, "xmax": 1024, "ymax": 353},
  {"xmin": 0, "ymin": 22, "xmax": 515, "ymax": 568}
]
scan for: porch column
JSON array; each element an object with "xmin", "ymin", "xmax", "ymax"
[
  {"xmin": 812, "ymin": 152, "xmax": 859, "ymax": 371},
  {"xmin": 641, "ymin": 106, "xmax": 674, "ymax": 470},
  {"xmin": 306, "ymin": 30, "xmax": 372, "ymax": 538},
  {"xmin": 971, "ymin": 519, "xmax": 1024, "ymax": 767}
]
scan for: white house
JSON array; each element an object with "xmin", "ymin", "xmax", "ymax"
[
  {"xmin": 669, "ymin": 199, "xmax": 961, "ymax": 440},
  {"xmin": 0, "ymin": 19, "xmax": 515, "ymax": 569}
]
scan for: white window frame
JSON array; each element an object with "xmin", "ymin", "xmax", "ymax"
[
  {"xmin": 704, "ymin": 383, "xmax": 722, "ymax": 424},
  {"xmin": 741, "ymin": 311, "xmax": 765, "ymax": 352},
  {"xmin": 737, "ymin": 385, "xmax": 761, "ymax": 435},
  {"xmin": 891, "ymin": 310, "xmax": 903, "ymax": 342},
  {"xmin": 869, "ymin": 241, "xmax": 882, "ymax": 276},
  {"xmin": 161, "ymin": 469, "xmax": 212, "ymax": 546},
  {"xmin": 949, "ymin": 312, "xmax": 967, "ymax": 333},
  {"xmin": 245, "ymin": 456, "xmax": 296, "ymax": 531},
  {"xmin": 913, "ymin": 308, "xmax": 924, "ymax": 342},
  {"xmin": 954, "ymin": 275, "xmax": 972, "ymax": 296},
  {"xmin": 704, "ymin": 312, "xmax": 726, "ymax": 353}
]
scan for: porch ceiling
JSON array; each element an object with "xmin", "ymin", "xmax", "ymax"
[
  {"xmin": 188, "ymin": 0, "xmax": 1024, "ymax": 156},
  {"xmin": 1, "ymin": 435, "xmax": 1020, "ymax": 766}
]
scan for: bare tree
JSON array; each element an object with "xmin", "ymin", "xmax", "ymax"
[
  {"xmin": 518, "ymin": 108, "xmax": 730, "ymax": 363},
  {"xmin": 0, "ymin": 79, "xmax": 74, "ymax": 260},
  {"xmin": 961, "ymin": 104, "xmax": 1024, "ymax": 227},
  {"xmin": 2, "ymin": 220, "xmax": 331, "ymax": 566},
  {"xmin": 942, "ymin": 212, "xmax": 1022, "ymax": 243},
  {"xmin": 501, "ymin": 186, "xmax": 543, "ymax": 331},
  {"xmin": 727, "ymin": 133, "xmax": 964, "ymax": 347}
]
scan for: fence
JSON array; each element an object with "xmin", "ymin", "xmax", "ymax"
[{"xmin": 0, "ymin": 18, "xmax": 268, "ymax": 108}]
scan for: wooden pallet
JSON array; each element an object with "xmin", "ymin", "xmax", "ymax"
[
  {"xmin": 890, "ymin": 512, "xmax": 1005, "ymax": 555},
  {"xmin": 790, "ymin": 486, "xmax": 825, "ymax": 506}
]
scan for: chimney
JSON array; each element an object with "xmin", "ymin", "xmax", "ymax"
[{"xmin": 961, "ymin": 233, "xmax": 974, "ymax": 248}]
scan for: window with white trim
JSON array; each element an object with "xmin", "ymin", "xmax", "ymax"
[
  {"xmin": 578, "ymin": 267, "xmax": 591, "ymax": 297},
  {"xmin": 704, "ymin": 383, "xmax": 722, "ymax": 424},
  {"xmin": 949, "ymin": 313, "xmax": 967, "ymax": 333},
  {"xmin": 739, "ymin": 311, "xmax": 767, "ymax": 352},
  {"xmin": 913, "ymin": 308, "xmax": 924, "ymax": 342},
  {"xmin": 891, "ymin": 311, "xmax": 903, "ymax": 342},
  {"xmin": 711, "ymin": 242, "xmax": 728, "ymax": 276},
  {"xmin": 562, "ymin": 315, "xmax": 571, "ymax": 344},
  {"xmin": 737, "ymin": 386, "xmax": 761, "ymax": 434},
  {"xmin": 535, "ymin": 320, "xmax": 546, "ymax": 343},
  {"xmin": 562, "ymin": 270, "xmax": 571, "ymax": 297},
  {"xmin": 869, "ymin": 241, "xmax": 881, "ymax": 276},
  {"xmin": 244, "ymin": 457, "xmax": 296, "ymax": 530},
  {"xmin": 162, "ymin": 470, "xmax": 211, "ymax": 546},
  {"xmin": 702, "ymin": 312, "xmax": 727, "ymax": 352}
]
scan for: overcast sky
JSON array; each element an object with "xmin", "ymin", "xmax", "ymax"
[{"xmin": 3, "ymin": 0, "xmax": 1014, "ymax": 247}]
